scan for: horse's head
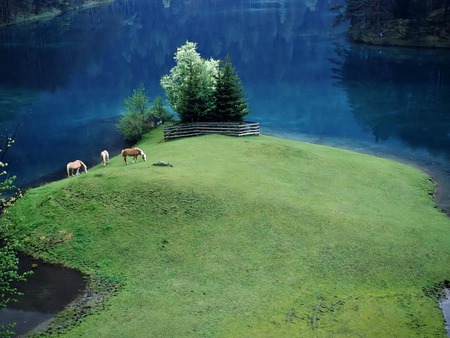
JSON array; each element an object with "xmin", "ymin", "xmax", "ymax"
[
  {"xmin": 135, "ymin": 148, "xmax": 147, "ymax": 161},
  {"xmin": 80, "ymin": 161, "xmax": 88, "ymax": 173}
]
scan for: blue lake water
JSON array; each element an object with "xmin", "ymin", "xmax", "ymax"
[{"xmin": 0, "ymin": 0, "xmax": 450, "ymax": 333}]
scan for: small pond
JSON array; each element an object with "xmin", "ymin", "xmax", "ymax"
[{"xmin": 0, "ymin": 253, "xmax": 85, "ymax": 337}]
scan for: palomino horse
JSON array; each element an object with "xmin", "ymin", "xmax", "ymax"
[
  {"xmin": 121, "ymin": 147, "xmax": 147, "ymax": 164},
  {"xmin": 66, "ymin": 160, "xmax": 88, "ymax": 177},
  {"xmin": 100, "ymin": 150, "xmax": 110, "ymax": 166}
]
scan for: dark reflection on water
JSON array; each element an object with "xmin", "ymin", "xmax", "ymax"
[
  {"xmin": 0, "ymin": 254, "xmax": 85, "ymax": 337},
  {"xmin": 330, "ymin": 44, "xmax": 450, "ymax": 155}
]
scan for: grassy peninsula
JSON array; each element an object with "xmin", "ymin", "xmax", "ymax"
[{"xmin": 2, "ymin": 126, "xmax": 450, "ymax": 337}]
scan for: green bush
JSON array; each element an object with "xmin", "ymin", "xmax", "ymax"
[{"xmin": 116, "ymin": 85, "xmax": 171, "ymax": 144}]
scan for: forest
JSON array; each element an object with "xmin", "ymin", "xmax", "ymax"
[
  {"xmin": 0, "ymin": 0, "xmax": 111, "ymax": 26},
  {"xmin": 334, "ymin": 0, "xmax": 450, "ymax": 47}
]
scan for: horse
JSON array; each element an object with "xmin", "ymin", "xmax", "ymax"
[
  {"xmin": 100, "ymin": 150, "xmax": 110, "ymax": 166},
  {"xmin": 121, "ymin": 147, "xmax": 147, "ymax": 164},
  {"xmin": 66, "ymin": 160, "xmax": 88, "ymax": 177}
]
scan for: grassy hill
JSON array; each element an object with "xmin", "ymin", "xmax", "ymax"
[{"xmin": 2, "ymin": 126, "xmax": 450, "ymax": 337}]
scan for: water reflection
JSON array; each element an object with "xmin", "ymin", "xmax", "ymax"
[
  {"xmin": 331, "ymin": 44, "xmax": 450, "ymax": 159},
  {"xmin": 0, "ymin": 254, "xmax": 85, "ymax": 337},
  {"xmin": 0, "ymin": 0, "xmax": 345, "ymax": 187}
]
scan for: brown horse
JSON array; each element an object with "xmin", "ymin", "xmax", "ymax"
[
  {"xmin": 121, "ymin": 147, "xmax": 147, "ymax": 164},
  {"xmin": 66, "ymin": 160, "xmax": 88, "ymax": 177},
  {"xmin": 100, "ymin": 150, "xmax": 110, "ymax": 166}
]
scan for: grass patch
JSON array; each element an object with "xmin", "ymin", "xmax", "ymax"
[{"xmin": 2, "ymin": 126, "xmax": 450, "ymax": 337}]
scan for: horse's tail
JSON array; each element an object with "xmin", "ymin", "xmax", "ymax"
[
  {"xmin": 66, "ymin": 163, "xmax": 71, "ymax": 177},
  {"xmin": 101, "ymin": 150, "xmax": 108, "ymax": 165}
]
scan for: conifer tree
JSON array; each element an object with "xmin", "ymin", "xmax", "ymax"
[{"xmin": 212, "ymin": 57, "xmax": 249, "ymax": 123}]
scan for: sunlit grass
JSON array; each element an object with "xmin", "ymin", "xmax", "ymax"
[{"xmin": 2, "ymin": 126, "xmax": 450, "ymax": 337}]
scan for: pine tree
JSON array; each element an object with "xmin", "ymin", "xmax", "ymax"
[{"xmin": 212, "ymin": 57, "xmax": 249, "ymax": 123}]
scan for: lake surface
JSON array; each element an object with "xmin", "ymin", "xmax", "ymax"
[
  {"xmin": 0, "ymin": 0, "xmax": 447, "ymax": 200},
  {"xmin": 0, "ymin": 0, "xmax": 450, "ymax": 335}
]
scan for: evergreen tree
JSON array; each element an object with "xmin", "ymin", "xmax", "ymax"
[
  {"xmin": 212, "ymin": 57, "xmax": 249, "ymax": 123},
  {"xmin": 334, "ymin": 0, "xmax": 395, "ymax": 31},
  {"xmin": 176, "ymin": 60, "xmax": 207, "ymax": 122}
]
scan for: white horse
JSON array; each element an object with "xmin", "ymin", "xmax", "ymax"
[
  {"xmin": 121, "ymin": 147, "xmax": 147, "ymax": 164},
  {"xmin": 66, "ymin": 160, "xmax": 88, "ymax": 177},
  {"xmin": 100, "ymin": 150, "xmax": 110, "ymax": 166}
]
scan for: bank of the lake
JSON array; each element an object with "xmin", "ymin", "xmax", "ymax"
[
  {"xmin": 347, "ymin": 16, "xmax": 450, "ymax": 49},
  {"xmin": 0, "ymin": 0, "xmax": 113, "ymax": 28},
  {"xmin": 2, "ymin": 126, "xmax": 450, "ymax": 337}
]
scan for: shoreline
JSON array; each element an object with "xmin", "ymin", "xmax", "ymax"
[
  {"xmin": 265, "ymin": 131, "xmax": 450, "ymax": 217},
  {"xmin": 0, "ymin": 0, "xmax": 113, "ymax": 28}
]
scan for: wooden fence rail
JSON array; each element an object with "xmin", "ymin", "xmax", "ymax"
[{"xmin": 163, "ymin": 121, "xmax": 260, "ymax": 140}]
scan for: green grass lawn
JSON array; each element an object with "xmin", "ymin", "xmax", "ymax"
[{"xmin": 2, "ymin": 126, "xmax": 450, "ymax": 337}]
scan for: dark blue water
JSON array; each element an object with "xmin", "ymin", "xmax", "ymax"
[
  {"xmin": 0, "ymin": 254, "xmax": 85, "ymax": 337},
  {"xmin": 0, "ymin": 1, "xmax": 450, "ymax": 335}
]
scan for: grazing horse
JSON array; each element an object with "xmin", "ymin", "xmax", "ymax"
[
  {"xmin": 121, "ymin": 147, "xmax": 147, "ymax": 164},
  {"xmin": 66, "ymin": 160, "xmax": 88, "ymax": 177},
  {"xmin": 100, "ymin": 150, "xmax": 110, "ymax": 166}
]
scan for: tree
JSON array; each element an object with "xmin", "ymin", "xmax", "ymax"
[
  {"xmin": 148, "ymin": 96, "xmax": 173, "ymax": 123},
  {"xmin": 333, "ymin": 0, "xmax": 395, "ymax": 31},
  {"xmin": 116, "ymin": 85, "xmax": 150, "ymax": 144},
  {"xmin": 0, "ymin": 130, "xmax": 28, "ymax": 337},
  {"xmin": 160, "ymin": 41, "xmax": 219, "ymax": 122},
  {"xmin": 0, "ymin": 131, "xmax": 21, "ymax": 210},
  {"xmin": 116, "ymin": 86, "xmax": 165, "ymax": 144},
  {"xmin": 211, "ymin": 57, "xmax": 249, "ymax": 123},
  {"xmin": 161, "ymin": 42, "xmax": 250, "ymax": 123}
]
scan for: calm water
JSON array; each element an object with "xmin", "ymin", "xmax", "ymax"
[
  {"xmin": 0, "ymin": 0, "xmax": 450, "ymax": 335},
  {"xmin": 0, "ymin": 254, "xmax": 85, "ymax": 336}
]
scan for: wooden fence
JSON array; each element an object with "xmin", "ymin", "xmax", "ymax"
[{"xmin": 163, "ymin": 121, "xmax": 260, "ymax": 140}]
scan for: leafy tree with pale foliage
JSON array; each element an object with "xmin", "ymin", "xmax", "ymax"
[{"xmin": 160, "ymin": 41, "xmax": 219, "ymax": 122}]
